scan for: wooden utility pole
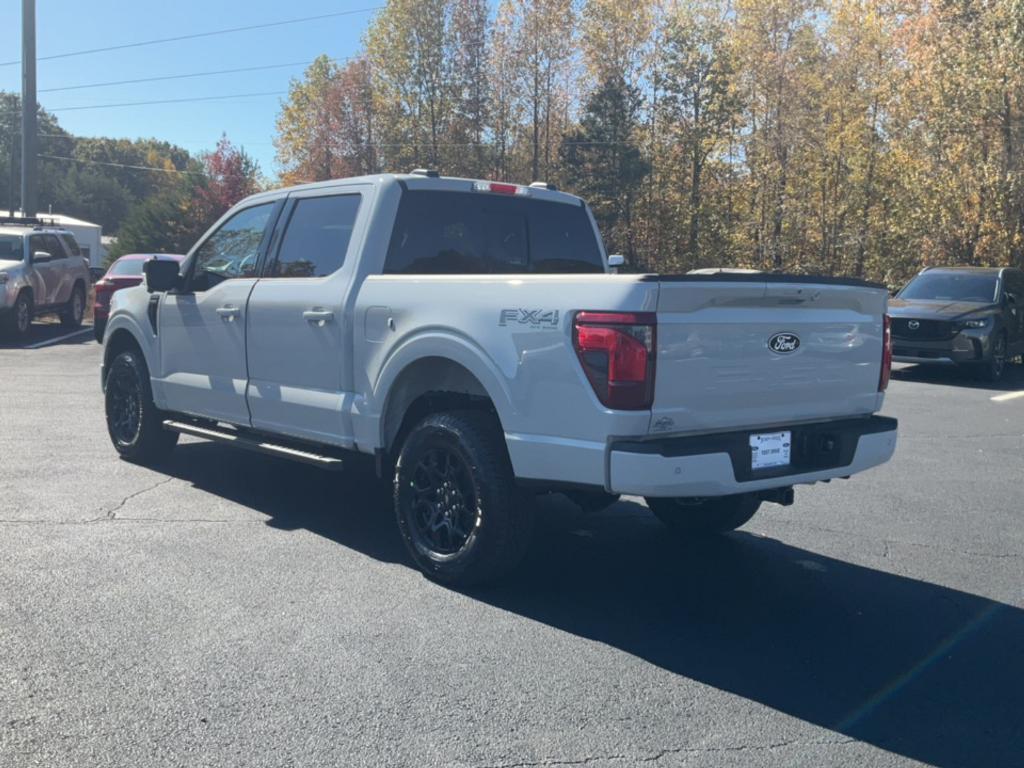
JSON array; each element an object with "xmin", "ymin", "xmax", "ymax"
[{"xmin": 21, "ymin": 0, "xmax": 37, "ymax": 217}]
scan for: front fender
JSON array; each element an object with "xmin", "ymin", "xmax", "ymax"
[{"xmin": 102, "ymin": 288, "xmax": 161, "ymax": 399}]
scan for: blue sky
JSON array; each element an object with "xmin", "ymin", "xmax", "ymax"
[{"xmin": 0, "ymin": 1, "xmax": 379, "ymax": 179}]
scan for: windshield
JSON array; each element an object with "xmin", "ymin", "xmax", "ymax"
[
  {"xmin": 109, "ymin": 259, "xmax": 147, "ymax": 277},
  {"xmin": 899, "ymin": 272, "xmax": 999, "ymax": 303},
  {"xmin": 0, "ymin": 235, "xmax": 23, "ymax": 261}
]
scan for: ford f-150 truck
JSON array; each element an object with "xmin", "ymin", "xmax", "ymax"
[{"xmin": 100, "ymin": 172, "xmax": 898, "ymax": 585}]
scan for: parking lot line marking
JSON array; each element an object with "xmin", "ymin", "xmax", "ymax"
[
  {"xmin": 990, "ymin": 390, "xmax": 1024, "ymax": 402},
  {"xmin": 24, "ymin": 327, "xmax": 94, "ymax": 350}
]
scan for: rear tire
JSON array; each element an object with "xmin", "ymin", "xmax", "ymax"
[
  {"xmin": 104, "ymin": 349, "xmax": 178, "ymax": 464},
  {"xmin": 60, "ymin": 283, "xmax": 86, "ymax": 328},
  {"xmin": 393, "ymin": 410, "xmax": 534, "ymax": 586},
  {"xmin": 645, "ymin": 494, "xmax": 762, "ymax": 535}
]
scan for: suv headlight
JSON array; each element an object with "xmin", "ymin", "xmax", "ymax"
[{"xmin": 960, "ymin": 318, "xmax": 989, "ymax": 329}]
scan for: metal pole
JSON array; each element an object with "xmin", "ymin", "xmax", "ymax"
[
  {"xmin": 8, "ymin": 137, "xmax": 16, "ymax": 216},
  {"xmin": 21, "ymin": 0, "xmax": 37, "ymax": 217}
]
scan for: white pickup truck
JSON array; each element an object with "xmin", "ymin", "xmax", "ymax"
[{"xmin": 100, "ymin": 172, "xmax": 898, "ymax": 585}]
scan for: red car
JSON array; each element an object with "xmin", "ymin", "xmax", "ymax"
[{"xmin": 94, "ymin": 254, "xmax": 184, "ymax": 342}]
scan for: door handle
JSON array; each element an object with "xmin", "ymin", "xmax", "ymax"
[
  {"xmin": 216, "ymin": 305, "xmax": 241, "ymax": 322},
  {"xmin": 303, "ymin": 309, "xmax": 335, "ymax": 326}
]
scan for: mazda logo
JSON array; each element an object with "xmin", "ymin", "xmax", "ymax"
[
  {"xmin": 908, "ymin": 320, "xmax": 920, "ymax": 330},
  {"xmin": 768, "ymin": 333, "xmax": 800, "ymax": 354}
]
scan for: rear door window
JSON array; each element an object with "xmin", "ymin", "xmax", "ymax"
[
  {"xmin": 270, "ymin": 194, "xmax": 361, "ymax": 278},
  {"xmin": 1004, "ymin": 270, "xmax": 1024, "ymax": 299},
  {"xmin": 384, "ymin": 190, "xmax": 604, "ymax": 275},
  {"xmin": 59, "ymin": 234, "xmax": 81, "ymax": 257}
]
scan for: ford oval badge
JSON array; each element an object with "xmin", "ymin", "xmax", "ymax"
[{"xmin": 768, "ymin": 332, "xmax": 800, "ymax": 354}]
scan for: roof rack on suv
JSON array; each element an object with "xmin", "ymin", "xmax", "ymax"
[
  {"xmin": 409, "ymin": 168, "xmax": 440, "ymax": 178},
  {"xmin": 1, "ymin": 215, "xmax": 43, "ymax": 227},
  {"xmin": 529, "ymin": 181, "xmax": 558, "ymax": 191}
]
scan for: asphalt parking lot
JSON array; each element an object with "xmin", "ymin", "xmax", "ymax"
[{"xmin": 1, "ymin": 329, "xmax": 1022, "ymax": 768}]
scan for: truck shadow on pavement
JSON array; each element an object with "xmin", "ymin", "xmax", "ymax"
[{"xmin": 164, "ymin": 442, "xmax": 1022, "ymax": 768}]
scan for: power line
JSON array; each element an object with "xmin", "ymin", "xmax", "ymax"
[
  {"xmin": 39, "ymin": 154, "xmax": 196, "ymax": 174},
  {"xmin": 39, "ymin": 59, "xmax": 352, "ymax": 93},
  {"xmin": 0, "ymin": 6, "xmax": 383, "ymax": 67},
  {"xmin": 50, "ymin": 91, "xmax": 287, "ymax": 112}
]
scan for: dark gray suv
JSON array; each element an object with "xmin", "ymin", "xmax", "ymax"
[{"xmin": 889, "ymin": 266, "xmax": 1024, "ymax": 381}]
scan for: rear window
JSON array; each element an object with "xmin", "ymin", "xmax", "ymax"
[
  {"xmin": 109, "ymin": 259, "xmax": 146, "ymax": 277},
  {"xmin": 384, "ymin": 191, "xmax": 604, "ymax": 275}
]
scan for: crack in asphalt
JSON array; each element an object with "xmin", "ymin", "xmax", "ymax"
[
  {"xmin": 478, "ymin": 737, "xmax": 859, "ymax": 767},
  {"xmin": 0, "ymin": 477, "xmax": 248, "ymax": 526},
  {"xmin": 95, "ymin": 477, "xmax": 176, "ymax": 520}
]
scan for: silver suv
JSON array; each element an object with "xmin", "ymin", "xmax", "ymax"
[{"xmin": 0, "ymin": 217, "xmax": 91, "ymax": 338}]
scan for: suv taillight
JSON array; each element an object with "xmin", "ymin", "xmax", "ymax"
[
  {"xmin": 572, "ymin": 311, "xmax": 656, "ymax": 410},
  {"xmin": 879, "ymin": 314, "xmax": 892, "ymax": 391}
]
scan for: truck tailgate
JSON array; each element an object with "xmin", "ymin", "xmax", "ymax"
[{"xmin": 651, "ymin": 277, "xmax": 888, "ymax": 435}]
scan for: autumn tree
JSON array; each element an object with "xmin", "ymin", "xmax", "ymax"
[
  {"xmin": 192, "ymin": 135, "xmax": 262, "ymax": 226},
  {"xmin": 275, "ymin": 56, "xmax": 346, "ymax": 184},
  {"xmin": 365, "ymin": 0, "xmax": 456, "ymax": 170},
  {"xmin": 660, "ymin": 0, "xmax": 740, "ymax": 262},
  {"xmin": 561, "ymin": 76, "xmax": 650, "ymax": 263}
]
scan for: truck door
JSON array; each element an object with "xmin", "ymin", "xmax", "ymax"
[
  {"xmin": 245, "ymin": 186, "xmax": 368, "ymax": 446},
  {"xmin": 27, "ymin": 234, "xmax": 64, "ymax": 305},
  {"xmin": 156, "ymin": 202, "xmax": 278, "ymax": 425}
]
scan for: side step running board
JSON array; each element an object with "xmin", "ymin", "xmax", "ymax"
[{"xmin": 162, "ymin": 420, "xmax": 344, "ymax": 470}]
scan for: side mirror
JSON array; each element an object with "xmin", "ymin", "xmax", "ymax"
[
  {"xmin": 608, "ymin": 254, "xmax": 625, "ymax": 271},
  {"xmin": 144, "ymin": 258, "xmax": 181, "ymax": 293},
  {"xmin": 32, "ymin": 250, "xmax": 52, "ymax": 263},
  {"xmin": 1006, "ymin": 293, "xmax": 1017, "ymax": 305}
]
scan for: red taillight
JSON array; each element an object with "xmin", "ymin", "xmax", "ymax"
[
  {"xmin": 473, "ymin": 181, "xmax": 528, "ymax": 196},
  {"xmin": 879, "ymin": 314, "xmax": 892, "ymax": 391},
  {"xmin": 573, "ymin": 311, "xmax": 656, "ymax": 410}
]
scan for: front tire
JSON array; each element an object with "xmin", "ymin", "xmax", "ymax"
[
  {"xmin": 393, "ymin": 410, "xmax": 534, "ymax": 586},
  {"xmin": 645, "ymin": 494, "xmax": 762, "ymax": 535},
  {"xmin": 60, "ymin": 283, "xmax": 86, "ymax": 328},
  {"xmin": 105, "ymin": 350, "xmax": 178, "ymax": 463},
  {"xmin": 977, "ymin": 332, "xmax": 1007, "ymax": 382},
  {"xmin": 4, "ymin": 291, "xmax": 32, "ymax": 338}
]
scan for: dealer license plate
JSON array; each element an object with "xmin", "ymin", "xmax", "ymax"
[{"xmin": 749, "ymin": 431, "xmax": 791, "ymax": 471}]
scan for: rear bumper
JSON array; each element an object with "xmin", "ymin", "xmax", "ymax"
[{"xmin": 608, "ymin": 416, "xmax": 897, "ymax": 497}]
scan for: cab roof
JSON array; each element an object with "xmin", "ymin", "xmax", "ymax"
[{"xmin": 239, "ymin": 172, "xmax": 583, "ymax": 208}]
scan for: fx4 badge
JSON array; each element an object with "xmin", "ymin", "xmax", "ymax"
[
  {"xmin": 768, "ymin": 332, "xmax": 800, "ymax": 354},
  {"xmin": 499, "ymin": 309, "xmax": 560, "ymax": 328}
]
